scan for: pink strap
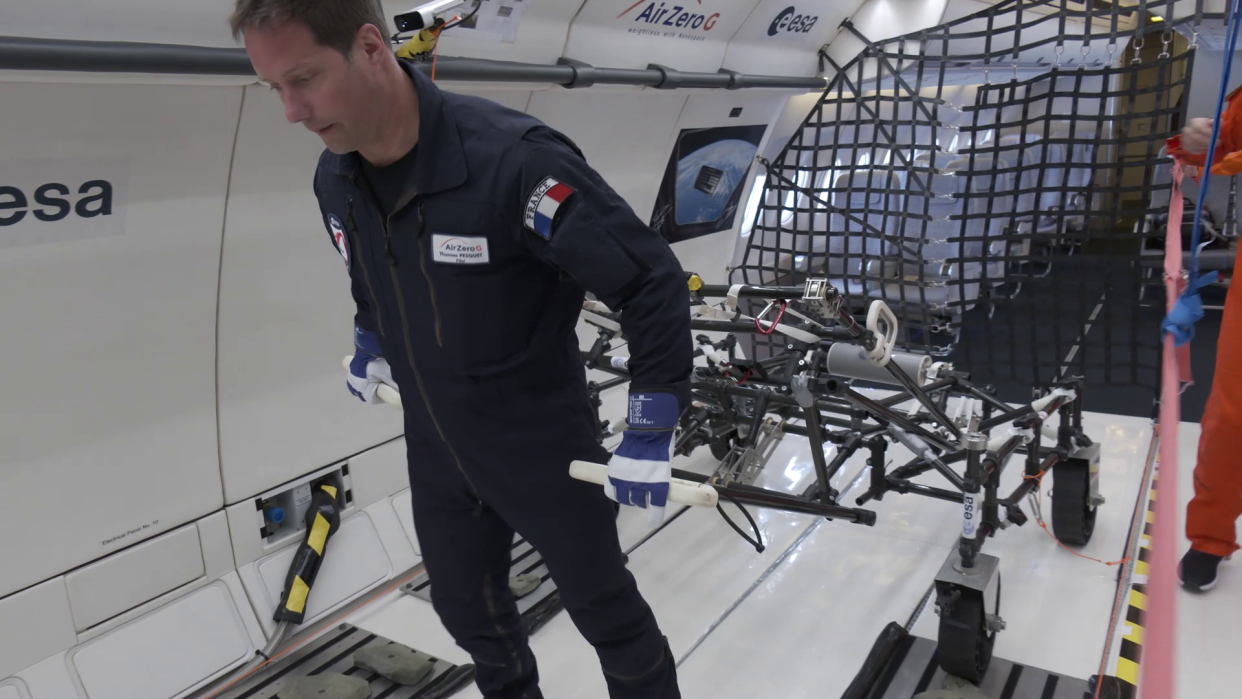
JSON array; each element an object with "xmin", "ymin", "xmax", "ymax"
[
  {"xmin": 1168, "ymin": 162, "xmax": 1194, "ymax": 382},
  {"xmin": 1140, "ymin": 157, "xmax": 1186, "ymax": 699}
]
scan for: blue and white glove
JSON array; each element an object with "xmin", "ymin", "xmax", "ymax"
[
  {"xmin": 346, "ymin": 326, "xmax": 395, "ymax": 404},
  {"xmin": 606, "ymin": 390, "xmax": 680, "ymax": 525}
]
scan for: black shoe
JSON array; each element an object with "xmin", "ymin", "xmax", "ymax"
[{"xmin": 1179, "ymin": 549, "xmax": 1223, "ymax": 592}]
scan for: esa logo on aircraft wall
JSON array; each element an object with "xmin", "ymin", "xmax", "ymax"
[
  {"xmin": 768, "ymin": 6, "xmax": 818, "ymax": 35},
  {"xmin": 1, "ymin": 157, "xmax": 129, "ymax": 249},
  {"xmin": 617, "ymin": 0, "xmax": 721, "ymax": 42}
]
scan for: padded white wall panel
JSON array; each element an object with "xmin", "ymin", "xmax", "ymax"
[
  {"xmin": 1, "ymin": 0, "xmax": 238, "ymax": 47},
  {"xmin": 216, "ymin": 83, "xmax": 403, "ymax": 505},
  {"xmin": 566, "ymin": 0, "xmax": 767, "ymax": 73},
  {"xmin": 199, "ymin": 511, "xmax": 238, "ymax": 582},
  {"xmin": 367, "ymin": 492, "xmax": 422, "ymax": 575},
  {"xmin": 0, "ymin": 80, "xmax": 236, "ymax": 598},
  {"xmin": 0, "ymin": 680, "xmax": 29, "ymax": 699},
  {"xmin": 0, "ymin": 578, "xmax": 77, "ymax": 681},
  {"xmin": 6, "ymin": 652, "xmax": 77, "ymax": 699},
  {"xmin": 65, "ymin": 581, "xmax": 254, "ymax": 699},
  {"xmin": 76, "ymin": 580, "xmax": 209, "ymax": 645},
  {"xmin": 526, "ymin": 90, "xmax": 689, "ymax": 222},
  {"xmin": 65, "ymin": 524, "xmax": 204, "ymax": 632},
  {"xmin": 721, "ymin": 0, "xmax": 860, "ymax": 78}
]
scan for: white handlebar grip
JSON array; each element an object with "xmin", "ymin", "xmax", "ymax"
[
  {"xmin": 342, "ymin": 355, "xmax": 404, "ymax": 410},
  {"xmin": 568, "ymin": 460, "xmax": 719, "ymax": 508},
  {"xmin": 865, "ymin": 300, "xmax": 899, "ymax": 367}
]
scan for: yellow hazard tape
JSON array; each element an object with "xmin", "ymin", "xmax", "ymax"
[
  {"xmin": 321, "ymin": 484, "xmax": 338, "ymax": 500},
  {"xmin": 1116, "ymin": 656, "xmax": 1141, "ymax": 686},
  {"xmin": 286, "ymin": 575, "xmax": 310, "ymax": 614},
  {"xmin": 1114, "ymin": 455, "xmax": 1160, "ymax": 698},
  {"xmin": 308, "ymin": 513, "xmax": 331, "ymax": 556}
]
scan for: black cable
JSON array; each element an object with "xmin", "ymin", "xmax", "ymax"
[{"xmin": 716, "ymin": 490, "xmax": 765, "ymax": 553}]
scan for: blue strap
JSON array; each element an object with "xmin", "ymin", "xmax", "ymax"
[
  {"xmin": 1162, "ymin": 271, "xmax": 1221, "ymax": 345},
  {"xmin": 1163, "ymin": 0, "xmax": 1242, "ymax": 345}
]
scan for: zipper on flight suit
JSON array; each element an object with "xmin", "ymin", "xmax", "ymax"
[
  {"xmin": 345, "ymin": 199, "xmax": 387, "ymax": 340},
  {"xmin": 379, "ymin": 193, "xmax": 443, "ymax": 347},
  {"xmin": 349, "ymin": 172, "xmax": 483, "ymax": 508}
]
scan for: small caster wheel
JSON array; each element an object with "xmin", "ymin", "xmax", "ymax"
[
  {"xmin": 710, "ymin": 436, "xmax": 734, "ymax": 461},
  {"xmin": 935, "ymin": 573, "xmax": 1001, "ymax": 682},
  {"xmin": 1051, "ymin": 459, "xmax": 1097, "ymax": 545}
]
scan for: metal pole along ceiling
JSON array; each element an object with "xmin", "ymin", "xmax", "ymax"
[{"xmin": 0, "ymin": 35, "xmax": 828, "ymax": 90}]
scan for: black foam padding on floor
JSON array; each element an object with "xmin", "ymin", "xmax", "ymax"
[
  {"xmin": 212, "ymin": 624, "xmax": 475, "ymax": 699},
  {"xmin": 858, "ymin": 634, "xmax": 1091, "ymax": 699},
  {"xmin": 402, "ymin": 535, "xmax": 564, "ymax": 637}
]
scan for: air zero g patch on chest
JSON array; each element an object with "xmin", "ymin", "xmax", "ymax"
[
  {"xmin": 523, "ymin": 176, "xmax": 576, "ymax": 240},
  {"xmin": 432, "ymin": 234, "xmax": 490, "ymax": 264},
  {"xmin": 327, "ymin": 214, "xmax": 349, "ymax": 270}
]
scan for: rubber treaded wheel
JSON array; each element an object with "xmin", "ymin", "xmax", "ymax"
[
  {"xmin": 1051, "ymin": 460, "xmax": 1097, "ymax": 545},
  {"xmin": 936, "ymin": 573, "xmax": 1000, "ymax": 683},
  {"xmin": 710, "ymin": 436, "xmax": 734, "ymax": 461}
]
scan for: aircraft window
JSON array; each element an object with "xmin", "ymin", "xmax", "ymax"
[
  {"xmin": 781, "ymin": 169, "xmax": 813, "ymax": 225},
  {"xmin": 739, "ymin": 174, "xmax": 766, "ymax": 237}
]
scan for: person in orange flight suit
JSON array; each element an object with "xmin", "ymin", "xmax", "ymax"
[{"xmin": 1167, "ymin": 89, "xmax": 1242, "ymax": 592}]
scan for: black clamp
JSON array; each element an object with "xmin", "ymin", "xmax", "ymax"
[{"xmin": 556, "ymin": 57, "xmax": 597, "ymax": 89}]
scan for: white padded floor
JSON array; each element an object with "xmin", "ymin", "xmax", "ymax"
[{"xmin": 344, "ymin": 396, "xmax": 1232, "ymax": 699}]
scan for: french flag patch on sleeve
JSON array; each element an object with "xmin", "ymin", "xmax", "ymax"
[{"xmin": 523, "ymin": 176, "xmax": 575, "ymax": 240}]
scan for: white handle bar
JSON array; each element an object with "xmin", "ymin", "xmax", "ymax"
[
  {"xmin": 342, "ymin": 356, "xmax": 717, "ymax": 508},
  {"xmin": 569, "ymin": 461, "xmax": 719, "ymax": 508}
]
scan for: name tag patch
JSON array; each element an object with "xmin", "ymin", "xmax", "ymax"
[{"xmin": 432, "ymin": 234, "xmax": 490, "ymax": 264}]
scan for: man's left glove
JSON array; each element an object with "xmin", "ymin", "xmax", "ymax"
[
  {"xmin": 347, "ymin": 326, "xmax": 396, "ymax": 404},
  {"xmin": 606, "ymin": 390, "xmax": 681, "ymax": 526}
]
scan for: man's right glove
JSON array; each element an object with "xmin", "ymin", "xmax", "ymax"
[{"xmin": 347, "ymin": 326, "xmax": 395, "ymax": 404}]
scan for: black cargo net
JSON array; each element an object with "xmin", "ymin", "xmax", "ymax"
[{"xmin": 732, "ymin": 0, "xmax": 1209, "ymax": 398}]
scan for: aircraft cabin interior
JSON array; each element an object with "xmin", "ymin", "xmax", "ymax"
[{"xmin": 0, "ymin": 0, "xmax": 1238, "ymax": 697}]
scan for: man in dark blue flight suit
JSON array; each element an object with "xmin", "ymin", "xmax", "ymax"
[{"xmin": 232, "ymin": 2, "xmax": 693, "ymax": 697}]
